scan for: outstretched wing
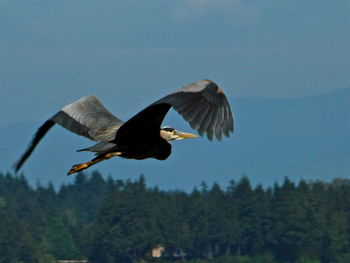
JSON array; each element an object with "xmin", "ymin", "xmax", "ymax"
[
  {"xmin": 54, "ymin": 95, "xmax": 123, "ymax": 141},
  {"xmin": 14, "ymin": 95, "xmax": 123, "ymax": 172},
  {"xmin": 115, "ymin": 79, "xmax": 233, "ymax": 143},
  {"xmin": 160, "ymin": 79, "xmax": 234, "ymax": 140}
]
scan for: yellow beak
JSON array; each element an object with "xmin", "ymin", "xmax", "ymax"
[{"xmin": 174, "ymin": 130, "xmax": 198, "ymax": 139}]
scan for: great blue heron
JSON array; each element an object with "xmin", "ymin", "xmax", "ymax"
[{"xmin": 14, "ymin": 79, "xmax": 234, "ymax": 175}]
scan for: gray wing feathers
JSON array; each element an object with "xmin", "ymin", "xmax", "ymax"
[
  {"xmin": 157, "ymin": 79, "xmax": 234, "ymax": 140},
  {"xmin": 13, "ymin": 96, "xmax": 121, "ymax": 172},
  {"xmin": 54, "ymin": 95, "xmax": 123, "ymax": 141}
]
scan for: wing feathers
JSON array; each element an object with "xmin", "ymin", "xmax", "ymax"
[
  {"xmin": 198, "ymin": 108, "xmax": 214, "ymax": 138},
  {"xmin": 59, "ymin": 96, "xmax": 123, "ymax": 141},
  {"xmin": 206, "ymin": 107, "xmax": 218, "ymax": 141},
  {"xmin": 214, "ymin": 106, "xmax": 224, "ymax": 140},
  {"xmin": 52, "ymin": 111, "xmax": 92, "ymax": 139},
  {"xmin": 190, "ymin": 102, "xmax": 210, "ymax": 131},
  {"xmin": 156, "ymin": 80, "xmax": 234, "ymax": 140},
  {"xmin": 14, "ymin": 96, "xmax": 123, "ymax": 172},
  {"xmin": 179, "ymin": 96, "xmax": 204, "ymax": 122},
  {"xmin": 13, "ymin": 120, "xmax": 55, "ymax": 172}
]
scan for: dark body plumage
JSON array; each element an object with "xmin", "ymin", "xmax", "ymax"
[
  {"xmin": 113, "ymin": 103, "xmax": 173, "ymax": 160},
  {"xmin": 14, "ymin": 80, "xmax": 234, "ymax": 174}
]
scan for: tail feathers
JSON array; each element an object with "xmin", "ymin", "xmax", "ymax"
[
  {"xmin": 77, "ymin": 148, "xmax": 89, "ymax": 152},
  {"xmin": 77, "ymin": 142, "xmax": 116, "ymax": 154}
]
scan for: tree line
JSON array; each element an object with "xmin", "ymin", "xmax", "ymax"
[{"xmin": 0, "ymin": 171, "xmax": 349, "ymax": 263}]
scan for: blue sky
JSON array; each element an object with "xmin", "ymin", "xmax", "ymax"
[
  {"xmin": 1, "ymin": 0, "xmax": 349, "ymax": 127},
  {"xmin": 0, "ymin": 0, "xmax": 349, "ymax": 189}
]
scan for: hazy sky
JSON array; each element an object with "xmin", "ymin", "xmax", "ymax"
[{"xmin": 1, "ymin": 0, "xmax": 349, "ymax": 127}]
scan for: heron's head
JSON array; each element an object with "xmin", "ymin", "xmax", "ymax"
[{"xmin": 160, "ymin": 126, "xmax": 198, "ymax": 141}]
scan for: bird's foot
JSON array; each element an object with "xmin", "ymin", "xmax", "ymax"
[{"xmin": 67, "ymin": 163, "xmax": 89, "ymax": 176}]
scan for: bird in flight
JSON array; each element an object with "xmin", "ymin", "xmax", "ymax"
[{"xmin": 14, "ymin": 79, "xmax": 234, "ymax": 175}]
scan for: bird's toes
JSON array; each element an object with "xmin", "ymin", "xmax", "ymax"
[{"xmin": 67, "ymin": 163, "xmax": 88, "ymax": 176}]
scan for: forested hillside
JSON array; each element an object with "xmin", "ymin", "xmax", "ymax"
[{"xmin": 0, "ymin": 172, "xmax": 349, "ymax": 263}]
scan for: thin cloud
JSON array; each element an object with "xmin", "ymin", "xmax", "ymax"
[{"xmin": 172, "ymin": 0, "xmax": 259, "ymax": 26}]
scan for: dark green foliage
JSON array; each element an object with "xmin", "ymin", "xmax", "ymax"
[
  {"xmin": 45, "ymin": 216, "xmax": 78, "ymax": 259},
  {"xmin": 0, "ymin": 171, "xmax": 110, "ymax": 261},
  {"xmin": 89, "ymin": 176, "xmax": 162, "ymax": 262},
  {"xmin": 0, "ymin": 210, "xmax": 37, "ymax": 263},
  {"xmin": 0, "ymin": 172, "xmax": 350, "ymax": 263}
]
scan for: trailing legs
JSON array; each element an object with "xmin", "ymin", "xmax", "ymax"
[{"xmin": 67, "ymin": 152, "xmax": 121, "ymax": 175}]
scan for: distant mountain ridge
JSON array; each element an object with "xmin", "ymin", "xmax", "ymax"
[{"xmin": 1, "ymin": 88, "xmax": 349, "ymax": 190}]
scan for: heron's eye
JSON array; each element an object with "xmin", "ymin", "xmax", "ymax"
[{"xmin": 162, "ymin": 127, "xmax": 174, "ymax": 132}]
